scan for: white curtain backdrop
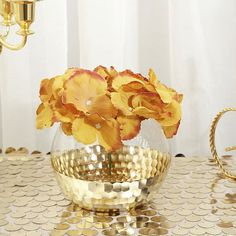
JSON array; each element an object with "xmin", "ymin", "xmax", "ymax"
[
  {"xmin": 0, "ymin": 0, "xmax": 236, "ymax": 156},
  {"xmin": 0, "ymin": 0, "xmax": 68, "ymax": 152}
]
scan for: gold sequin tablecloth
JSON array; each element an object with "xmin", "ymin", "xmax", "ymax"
[{"xmin": 0, "ymin": 153, "xmax": 236, "ymax": 236}]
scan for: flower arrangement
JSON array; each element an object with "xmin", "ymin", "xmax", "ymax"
[{"xmin": 36, "ymin": 66, "xmax": 182, "ymax": 151}]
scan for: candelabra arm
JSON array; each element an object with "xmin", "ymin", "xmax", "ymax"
[{"xmin": 0, "ymin": 34, "xmax": 27, "ymax": 51}]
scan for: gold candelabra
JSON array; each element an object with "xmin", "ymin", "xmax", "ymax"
[{"xmin": 0, "ymin": 0, "xmax": 36, "ymax": 54}]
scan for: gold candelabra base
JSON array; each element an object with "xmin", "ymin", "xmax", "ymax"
[{"xmin": 0, "ymin": 0, "xmax": 36, "ymax": 53}]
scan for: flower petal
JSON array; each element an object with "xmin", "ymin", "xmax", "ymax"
[
  {"xmin": 132, "ymin": 106, "xmax": 159, "ymax": 119},
  {"xmin": 117, "ymin": 116, "xmax": 141, "ymax": 140},
  {"xmin": 112, "ymin": 70, "xmax": 146, "ymax": 91},
  {"xmin": 89, "ymin": 95, "xmax": 118, "ymax": 119},
  {"xmin": 158, "ymin": 100, "xmax": 182, "ymax": 126},
  {"xmin": 86, "ymin": 113, "xmax": 103, "ymax": 124},
  {"xmin": 63, "ymin": 69, "xmax": 107, "ymax": 113},
  {"xmin": 52, "ymin": 69, "xmax": 77, "ymax": 99},
  {"xmin": 162, "ymin": 121, "xmax": 180, "ymax": 138},
  {"xmin": 36, "ymin": 103, "xmax": 54, "ymax": 129},
  {"xmin": 173, "ymin": 93, "xmax": 183, "ymax": 103},
  {"xmin": 149, "ymin": 68, "xmax": 178, "ymax": 104},
  {"xmin": 111, "ymin": 92, "xmax": 133, "ymax": 116},
  {"xmin": 121, "ymin": 81, "xmax": 146, "ymax": 93},
  {"xmin": 131, "ymin": 93, "xmax": 164, "ymax": 113},
  {"xmin": 148, "ymin": 68, "xmax": 159, "ymax": 87},
  {"xmin": 109, "ymin": 66, "xmax": 118, "ymax": 78},
  {"xmin": 61, "ymin": 123, "xmax": 72, "ymax": 136},
  {"xmin": 72, "ymin": 118, "xmax": 97, "ymax": 145},
  {"xmin": 52, "ymin": 99, "xmax": 79, "ymax": 123},
  {"xmin": 39, "ymin": 79, "xmax": 54, "ymax": 103},
  {"xmin": 98, "ymin": 119, "xmax": 122, "ymax": 151},
  {"xmin": 94, "ymin": 65, "xmax": 110, "ymax": 79},
  {"xmin": 53, "ymin": 108, "xmax": 72, "ymax": 123},
  {"xmin": 94, "ymin": 66, "xmax": 118, "ymax": 90}
]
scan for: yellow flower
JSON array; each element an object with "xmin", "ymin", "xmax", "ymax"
[
  {"xmin": 110, "ymin": 68, "xmax": 182, "ymax": 139},
  {"xmin": 62, "ymin": 69, "xmax": 107, "ymax": 113},
  {"xmin": 162, "ymin": 121, "xmax": 180, "ymax": 139},
  {"xmin": 110, "ymin": 72, "xmax": 148, "ymax": 116},
  {"xmin": 112, "ymin": 70, "xmax": 147, "ymax": 91},
  {"xmin": 62, "ymin": 69, "xmax": 117, "ymax": 119},
  {"xmin": 51, "ymin": 99, "xmax": 79, "ymax": 123},
  {"xmin": 36, "ymin": 103, "xmax": 54, "ymax": 129},
  {"xmin": 39, "ymin": 69, "xmax": 77, "ymax": 103},
  {"xmin": 148, "ymin": 69, "xmax": 182, "ymax": 137},
  {"xmin": 39, "ymin": 78, "xmax": 54, "ymax": 103},
  {"xmin": 36, "ymin": 66, "xmax": 183, "ymax": 150},
  {"xmin": 72, "ymin": 114, "xmax": 122, "ymax": 151},
  {"xmin": 148, "ymin": 69, "xmax": 183, "ymax": 104},
  {"xmin": 94, "ymin": 65, "xmax": 118, "ymax": 80},
  {"xmin": 61, "ymin": 122, "xmax": 72, "ymax": 136},
  {"xmin": 131, "ymin": 92, "xmax": 164, "ymax": 119},
  {"xmin": 94, "ymin": 65, "xmax": 118, "ymax": 91},
  {"xmin": 51, "ymin": 68, "xmax": 77, "ymax": 100},
  {"xmin": 117, "ymin": 116, "xmax": 141, "ymax": 140}
]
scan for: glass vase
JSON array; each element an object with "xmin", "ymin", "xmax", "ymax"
[{"xmin": 51, "ymin": 119, "xmax": 171, "ymax": 212}]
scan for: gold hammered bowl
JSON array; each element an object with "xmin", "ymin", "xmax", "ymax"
[{"xmin": 51, "ymin": 145, "xmax": 171, "ymax": 211}]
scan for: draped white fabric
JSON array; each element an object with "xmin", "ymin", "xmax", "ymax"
[
  {"xmin": 0, "ymin": 0, "xmax": 68, "ymax": 152},
  {"xmin": 0, "ymin": 0, "xmax": 236, "ymax": 156}
]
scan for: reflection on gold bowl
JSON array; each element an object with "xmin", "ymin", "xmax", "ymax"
[{"xmin": 51, "ymin": 145, "xmax": 171, "ymax": 212}]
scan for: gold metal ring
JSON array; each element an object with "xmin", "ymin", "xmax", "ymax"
[{"xmin": 209, "ymin": 108, "xmax": 236, "ymax": 180}]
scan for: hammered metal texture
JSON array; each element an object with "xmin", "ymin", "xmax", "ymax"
[
  {"xmin": 51, "ymin": 145, "xmax": 171, "ymax": 211},
  {"xmin": 0, "ymin": 148, "xmax": 236, "ymax": 235}
]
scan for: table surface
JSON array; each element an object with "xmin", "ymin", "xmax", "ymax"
[{"xmin": 0, "ymin": 151, "xmax": 236, "ymax": 236}]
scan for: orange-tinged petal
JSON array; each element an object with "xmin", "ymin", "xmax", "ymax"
[
  {"xmin": 97, "ymin": 119, "xmax": 122, "ymax": 151},
  {"xmin": 39, "ymin": 79, "xmax": 54, "ymax": 103},
  {"xmin": 52, "ymin": 100, "xmax": 78, "ymax": 123},
  {"xmin": 121, "ymin": 81, "xmax": 146, "ymax": 93},
  {"xmin": 131, "ymin": 93, "xmax": 164, "ymax": 112},
  {"xmin": 63, "ymin": 69, "xmax": 107, "ymax": 113},
  {"xmin": 148, "ymin": 68, "xmax": 177, "ymax": 104},
  {"xmin": 112, "ymin": 70, "xmax": 146, "ymax": 91},
  {"xmin": 111, "ymin": 82, "xmax": 155, "ymax": 117},
  {"xmin": 162, "ymin": 121, "xmax": 180, "ymax": 138},
  {"xmin": 158, "ymin": 100, "xmax": 182, "ymax": 126},
  {"xmin": 121, "ymin": 81, "xmax": 156, "ymax": 97},
  {"xmin": 86, "ymin": 113, "xmax": 103, "ymax": 124},
  {"xmin": 94, "ymin": 65, "xmax": 110, "ymax": 79},
  {"xmin": 36, "ymin": 103, "xmax": 54, "ymax": 129},
  {"xmin": 109, "ymin": 66, "xmax": 118, "ymax": 78},
  {"xmin": 94, "ymin": 66, "xmax": 118, "ymax": 91},
  {"xmin": 52, "ymin": 68, "xmax": 77, "ymax": 99},
  {"xmin": 51, "ymin": 75, "xmax": 65, "ymax": 99},
  {"xmin": 40, "ymin": 69, "xmax": 78, "ymax": 102},
  {"xmin": 61, "ymin": 123, "xmax": 72, "ymax": 136},
  {"xmin": 173, "ymin": 93, "xmax": 183, "ymax": 103},
  {"xmin": 88, "ymin": 95, "xmax": 118, "ymax": 118},
  {"xmin": 53, "ymin": 110, "xmax": 71, "ymax": 123},
  {"xmin": 133, "ymin": 106, "xmax": 159, "ymax": 119},
  {"xmin": 72, "ymin": 118, "xmax": 97, "ymax": 145},
  {"xmin": 111, "ymin": 92, "xmax": 133, "ymax": 116},
  {"xmin": 64, "ymin": 68, "xmax": 80, "ymax": 78},
  {"xmin": 148, "ymin": 68, "xmax": 159, "ymax": 87},
  {"xmin": 117, "ymin": 116, "xmax": 141, "ymax": 140}
]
